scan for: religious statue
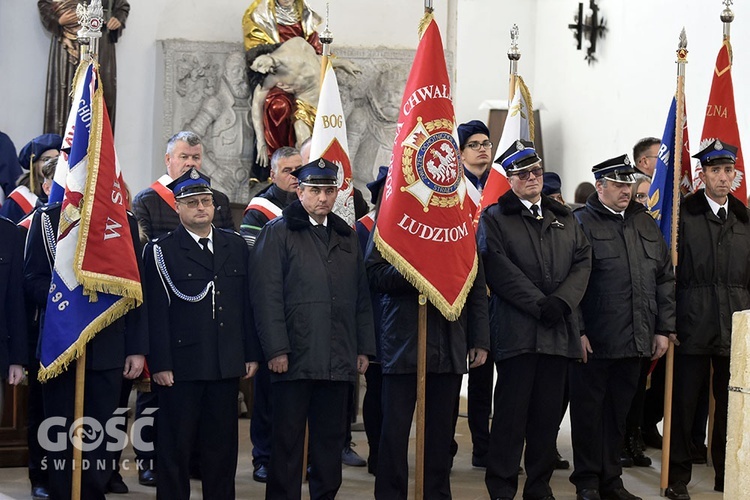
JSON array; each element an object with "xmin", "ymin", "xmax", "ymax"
[{"xmin": 38, "ymin": 0, "xmax": 130, "ymax": 135}]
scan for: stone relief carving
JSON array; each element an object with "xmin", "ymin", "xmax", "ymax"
[{"xmin": 161, "ymin": 40, "xmax": 453, "ymax": 204}]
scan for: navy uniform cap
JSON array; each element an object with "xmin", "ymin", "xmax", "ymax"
[
  {"xmin": 18, "ymin": 133, "xmax": 63, "ymax": 169},
  {"xmin": 495, "ymin": 139, "xmax": 542, "ymax": 173},
  {"xmin": 292, "ymin": 158, "xmax": 339, "ymax": 187},
  {"xmin": 542, "ymin": 172, "xmax": 562, "ymax": 196},
  {"xmin": 167, "ymin": 167, "xmax": 212, "ymax": 199},
  {"xmin": 592, "ymin": 154, "xmax": 636, "ymax": 184},
  {"xmin": 366, "ymin": 166, "xmax": 388, "ymax": 204},
  {"xmin": 692, "ymin": 139, "xmax": 737, "ymax": 166},
  {"xmin": 457, "ymin": 120, "xmax": 490, "ymax": 149}
]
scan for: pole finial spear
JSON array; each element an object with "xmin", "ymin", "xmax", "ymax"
[
  {"xmin": 508, "ymin": 24, "xmax": 521, "ymax": 62},
  {"xmin": 721, "ymin": 0, "xmax": 734, "ymax": 40},
  {"xmin": 77, "ymin": 0, "xmax": 104, "ymax": 62},
  {"xmin": 319, "ymin": 2, "xmax": 333, "ymax": 47},
  {"xmin": 676, "ymin": 28, "xmax": 688, "ymax": 76}
]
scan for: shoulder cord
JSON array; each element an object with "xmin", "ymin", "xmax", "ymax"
[
  {"xmin": 153, "ymin": 244, "xmax": 215, "ymax": 318},
  {"xmin": 41, "ymin": 212, "xmax": 57, "ymax": 270}
]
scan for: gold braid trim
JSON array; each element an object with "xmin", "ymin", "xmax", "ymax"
[
  {"xmin": 37, "ymin": 296, "xmax": 137, "ymax": 382},
  {"xmin": 373, "ymin": 227, "xmax": 478, "ymax": 321},
  {"xmin": 517, "ymin": 76, "xmax": 535, "ymax": 143},
  {"xmin": 418, "ymin": 11, "xmax": 434, "ymax": 40},
  {"xmin": 294, "ymin": 99, "xmax": 317, "ymax": 133},
  {"xmin": 74, "ymin": 65, "xmax": 143, "ymax": 304}
]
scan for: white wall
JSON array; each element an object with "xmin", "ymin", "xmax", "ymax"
[
  {"xmin": 0, "ymin": 0, "xmax": 451, "ymax": 195},
  {"xmin": 3, "ymin": 0, "xmax": 749, "ymax": 201}
]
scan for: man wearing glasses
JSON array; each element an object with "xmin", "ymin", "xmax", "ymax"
[
  {"xmin": 478, "ymin": 140, "xmax": 591, "ymax": 500},
  {"xmin": 458, "ymin": 120, "xmax": 493, "ymax": 192},
  {"xmin": 632, "ymin": 137, "xmax": 661, "ymax": 179},
  {"xmin": 143, "ymin": 167, "xmax": 260, "ymax": 499}
]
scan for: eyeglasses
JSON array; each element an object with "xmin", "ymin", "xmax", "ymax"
[
  {"xmin": 513, "ymin": 166, "xmax": 543, "ymax": 181},
  {"xmin": 179, "ymin": 197, "xmax": 214, "ymax": 209},
  {"xmin": 634, "ymin": 193, "xmax": 648, "ymax": 201},
  {"xmin": 465, "ymin": 140, "xmax": 492, "ymax": 151}
]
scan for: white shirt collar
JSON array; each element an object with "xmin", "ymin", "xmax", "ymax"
[
  {"xmin": 600, "ymin": 202, "xmax": 625, "ymax": 218},
  {"xmin": 309, "ymin": 215, "xmax": 328, "ymax": 227},
  {"xmin": 519, "ymin": 198, "xmax": 542, "ymax": 217},
  {"xmin": 184, "ymin": 227, "xmax": 214, "ymax": 251},
  {"xmin": 704, "ymin": 192, "xmax": 728, "ymax": 218}
]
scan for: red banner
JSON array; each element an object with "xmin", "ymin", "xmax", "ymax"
[
  {"xmin": 697, "ymin": 41, "xmax": 745, "ymax": 203},
  {"xmin": 373, "ymin": 17, "xmax": 477, "ymax": 321}
]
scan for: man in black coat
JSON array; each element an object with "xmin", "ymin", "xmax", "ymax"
[
  {"xmin": 665, "ymin": 140, "xmax": 750, "ymax": 500},
  {"xmin": 571, "ymin": 155, "xmax": 674, "ymax": 500},
  {"xmin": 0, "ymin": 216, "xmax": 27, "ymax": 413},
  {"xmin": 23, "ymin": 202, "xmax": 147, "ymax": 500},
  {"xmin": 478, "ymin": 140, "xmax": 592, "ymax": 500},
  {"xmin": 143, "ymin": 168, "xmax": 259, "ymax": 500},
  {"xmin": 240, "ymin": 145, "xmax": 302, "ymax": 483},
  {"xmin": 131, "ymin": 131, "xmax": 235, "ymax": 486},
  {"xmin": 252, "ymin": 158, "xmax": 375, "ymax": 500}
]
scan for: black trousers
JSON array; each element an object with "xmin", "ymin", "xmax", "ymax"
[
  {"xmin": 625, "ymin": 358, "xmax": 650, "ymax": 430},
  {"xmin": 468, "ymin": 351, "xmax": 494, "ymax": 459},
  {"xmin": 42, "ymin": 365, "xmax": 122, "ymax": 500},
  {"xmin": 569, "ymin": 357, "xmax": 641, "ymax": 492},
  {"xmin": 668, "ymin": 354, "xmax": 729, "ymax": 487},
  {"xmin": 27, "ymin": 360, "xmax": 48, "ymax": 486},
  {"xmin": 485, "ymin": 353, "xmax": 568, "ymax": 500},
  {"xmin": 156, "ymin": 378, "xmax": 239, "ymax": 500},
  {"xmin": 251, "ymin": 362, "xmax": 273, "ymax": 467},
  {"xmin": 362, "ymin": 362, "xmax": 383, "ymax": 466},
  {"xmin": 266, "ymin": 379, "xmax": 348, "ymax": 500},
  {"xmin": 375, "ymin": 373, "xmax": 462, "ymax": 500}
]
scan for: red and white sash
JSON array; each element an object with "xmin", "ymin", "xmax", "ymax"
[
  {"xmin": 8, "ymin": 185, "xmax": 38, "ymax": 215},
  {"xmin": 151, "ymin": 174, "xmax": 176, "ymax": 211},
  {"xmin": 244, "ymin": 196, "xmax": 282, "ymax": 220}
]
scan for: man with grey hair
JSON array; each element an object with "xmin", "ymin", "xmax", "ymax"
[
  {"xmin": 240, "ymin": 145, "xmax": 301, "ymax": 483},
  {"xmin": 130, "ymin": 131, "xmax": 235, "ymax": 487},
  {"xmin": 133, "ymin": 131, "xmax": 234, "ymax": 241}
]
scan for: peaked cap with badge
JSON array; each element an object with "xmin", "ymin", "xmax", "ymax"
[
  {"xmin": 495, "ymin": 139, "xmax": 542, "ymax": 173},
  {"xmin": 591, "ymin": 154, "xmax": 636, "ymax": 184},
  {"xmin": 693, "ymin": 139, "xmax": 738, "ymax": 167},
  {"xmin": 292, "ymin": 158, "xmax": 339, "ymax": 186},
  {"xmin": 167, "ymin": 167, "xmax": 212, "ymax": 199}
]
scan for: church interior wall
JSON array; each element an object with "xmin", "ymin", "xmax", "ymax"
[{"xmin": 2, "ymin": 0, "xmax": 749, "ymax": 203}]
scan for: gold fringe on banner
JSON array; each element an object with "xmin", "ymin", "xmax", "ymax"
[
  {"xmin": 418, "ymin": 11, "xmax": 434, "ymax": 40},
  {"xmin": 373, "ymin": 227, "xmax": 478, "ymax": 322},
  {"xmin": 517, "ymin": 76, "xmax": 535, "ymax": 143}
]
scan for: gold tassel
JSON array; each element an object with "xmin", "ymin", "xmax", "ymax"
[{"xmin": 418, "ymin": 11, "xmax": 434, "ymax": 40}]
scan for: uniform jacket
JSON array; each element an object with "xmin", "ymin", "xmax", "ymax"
[
  {"xmin": 574, "ymin": 195, "xmax": 675, "ymax": 358},
  {"xmin": 676, "ymin": 190, "xmax": 750, "ymax": 356},
  {"xmin": 240, "ymin": 183, "xmax": 296, "ymax": 248},
  {"xmin": 23, "ymin": 204, "xmax": 148, "ymax": 370},
  {"xmin": 477, "ymin": 190, "xmax": 592, "ymax": 360},
  {"xmin": 144, "ymin": 224, "xmax": 259, "ymax": 381},
  {"xmin": 0, "ymin": 216, "xmax": 27, "ymax": 373},
  {"xmin": 132, "ymin": 185, "xmax": 234, "ymax": 240},
  {"xmin": 365, "ymin": 237, "xmax": 491, "ymax": 375},
  {"xmin": 252, "ymin": 200, "xmax": 375, "ymax": 383}
]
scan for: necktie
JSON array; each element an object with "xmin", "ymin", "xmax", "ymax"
[
  {"xmin": 531, "ymin": 205, "xmax": 541, "ymax": 220},
  {"xmin": 313, "ymin": 224, "xmax": 328, "ymax": 244},
  {"xmin": 718, "ymin": 207, "xmax": 727, "ymax": 222},
  {"xmin": 198, "ymin": 237, "xmax": 213, "ymax": 263}
]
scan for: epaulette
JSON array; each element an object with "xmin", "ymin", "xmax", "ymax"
[
  {"xmin": 217, "ymin": 227, "xmax": 242, "ymax": 237},
  {"xmin": 40, "ymin": 201, "xmax": 61, "ymax": 212}
]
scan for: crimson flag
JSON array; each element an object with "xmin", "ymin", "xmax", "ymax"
[{"xmin": 373, "ymin": 17, "xmax": 477, "ymax": 321}]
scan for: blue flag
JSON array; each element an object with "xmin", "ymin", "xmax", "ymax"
[{"xmin": 648, "ymin": 97, "xmax": 678, "ymax": 245}]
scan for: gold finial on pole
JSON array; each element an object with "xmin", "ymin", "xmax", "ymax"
[
  {"xmin": 508, "ymin": 24, "xmax": 521, "ymax": 107},
  {"xmin": 424, "ymin": 0, "xmax": 433, "ymax": 14},
  {"xmin": 721, "ymin": 0, "xmax": 734, "ymax": 41}
]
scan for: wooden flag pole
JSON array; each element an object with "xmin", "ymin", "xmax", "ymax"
[
  {"xmin": 71, "ymin": 355, "xmax": 86, "ymax": 500},
  {"xmin": 415, "ymin": 294, "xmax": 428, "ymax": 500},
  {"xmin": 660, "ymin": 27, "xmax": 688, "ymax": 496}
]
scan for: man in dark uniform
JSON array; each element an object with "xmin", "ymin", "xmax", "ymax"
[
  {"xmin": 571, "ymin": 155, "xmax": 675, "ymax": 500},
  {"xmin": 478, "ymin": 140, "xmax": 592, "ymax": 500},
  {"xmin": 143, "ymin": 168, "xmax": 259, "ymax": 500},
  {"xmin": 131, "ymin": 131, "xmax": 235, "ymax": 486},
  {"xmin": 240, "ymin": 145, "xmax": 301, "ymax": 483},
  {"xmin": 0, "ymin": 215, "xmax": 27, "ymax": 414},
  {"xmin": 252, "ymin": 158, "xmax": 375, "ymax": 500},
  {"xmin": 23, "ymin": 202, "xmax": 147, "ymax": 500},
  {"xmin": 665, "ymin": 140, "xmax": 750, "ymax": 500}
]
